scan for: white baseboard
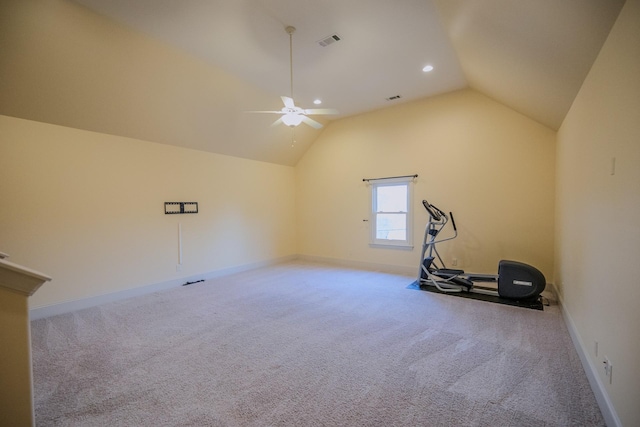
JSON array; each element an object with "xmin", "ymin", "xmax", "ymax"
[
  {"xmin": 551, "ymin": 283, "xmax": 621, "ymax": 427},
  {"xmin": 29, "ymin": 255, "xmax": 297, "ymax": 321},
  {"xmin": 30, "ymin": 254, "xmax": 415, "ymax": 320},
  {"xmin": 298, "ymin": 254, "xmax": 417, "ymax": 277}
]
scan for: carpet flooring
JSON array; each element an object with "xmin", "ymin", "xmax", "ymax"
[{"xmin": 31, "ymin": 261, "xmax": 604, "ymax": 426}]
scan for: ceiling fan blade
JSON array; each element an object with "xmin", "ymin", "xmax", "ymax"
[
  {"xmin": 303, "ymin": 108, "xmax": 339, "ymax": 115},
  {"xmin": 300, "ymin": 115, "xmax": 323, "ymax": 129},
  {"xmin": 281, "ymin": 96, "xmax": 296, "ymax": 109},
  {"xmin": 271, "ymin": 117, "xmax": 284, "ymax": 127}
]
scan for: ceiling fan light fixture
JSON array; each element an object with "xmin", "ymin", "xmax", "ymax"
[
  {"xmin": 248, "ymin": 26, "xmax": 337, "ymax": 130},
  {"xmin": 282, "ymin": 114, "xmax": 303, "ymax": 127}
]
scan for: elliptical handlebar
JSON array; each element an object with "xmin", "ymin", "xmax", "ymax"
[
  {"xmin": 422, "ymin": 200, "xmax": 441, "ymax": 221},
  {"xmin": 422, "ymin": 200, "xmax": 457, "ymax": 244}
]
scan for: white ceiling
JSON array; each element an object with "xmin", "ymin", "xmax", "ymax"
[
  {"xmin": 66, "ymin": 0, "xmax": 624, "ymax": 163},
  {"xmin": 71, "ymin": 0, "xmax": 468, "ymax": 119},
  {"xmin": 434, "ymin": 0, "xmax": 626, "ymax": 130}
]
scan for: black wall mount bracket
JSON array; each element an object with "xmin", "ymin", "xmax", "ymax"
[{"xmin": 165, "ymin": 202, "xmax": 198, "ymax": 214}]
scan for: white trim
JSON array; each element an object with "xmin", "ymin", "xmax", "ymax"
[
  {"xmin": 28, "ymin": 254, "xmax": 416, "ymax": 320},
  {"xmin": 368, "ymin": 243, "xmax": 414, "ymax": 251},
  {"xmin": 0, "ymin": 258, "xmax": 51, "ymax": 296},
  {"xmin": 552, "ymin": 282, "xmax": 622, "ymax": 427},
  {"xmin": 29, "ymin": 255, "xmax": 297, "ymax": 320},
  {"xmin": 369, "ymin": 178, "xmax": 414, "ymax": 248}
]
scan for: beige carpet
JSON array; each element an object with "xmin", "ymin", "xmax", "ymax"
[{"xmin": 31, "ymin": 261, "xmax": 604, "ymax": 426}]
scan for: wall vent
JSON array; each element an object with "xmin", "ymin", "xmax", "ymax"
[
  {"xmin": 317, "ymin": 34, "xmax": 341, "ymax": 47},
  {"xmin": 386, "ymin": 95, "xmax": 402, "ymax": 101}
]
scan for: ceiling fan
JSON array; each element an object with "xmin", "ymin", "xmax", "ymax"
[{"xmin": 249, "ymin": 26, "xmax": 338, "ymax": 129}]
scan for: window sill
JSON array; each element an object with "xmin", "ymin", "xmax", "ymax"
[{"xmin": 369, "ymin": 243, "xmax": 414, "ymax": 251}]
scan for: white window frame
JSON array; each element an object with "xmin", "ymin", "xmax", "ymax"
[{"xmin": 369, "ymin": 177, "xmax": 414, "ymax": 249}]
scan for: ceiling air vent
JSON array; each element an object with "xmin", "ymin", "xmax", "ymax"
[
  {"xmin": 317, "ymin": 34, "xmax": 341, "ymax": 47},
  {"xmin": 386, "ymin": 95, "xmax": 402, "ymax": 101}
]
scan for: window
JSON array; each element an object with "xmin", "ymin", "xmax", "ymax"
[{"xmin": 369, "ymin": 177, "xmax": 413, "ymax": 248}]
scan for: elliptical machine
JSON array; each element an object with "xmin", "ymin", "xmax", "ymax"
[{"xmin": 418, "ymin": 200, "xmax": 546, "ymax": 301}]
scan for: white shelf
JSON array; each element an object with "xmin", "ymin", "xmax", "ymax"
[{"xmin": 0, "ymin": 258, "xmax": 51, "ymax": 296}]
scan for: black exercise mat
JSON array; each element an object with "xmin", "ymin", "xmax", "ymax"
[{"xmin": 407, "ymin": 281, "xmax": 544, "ymax": 311}]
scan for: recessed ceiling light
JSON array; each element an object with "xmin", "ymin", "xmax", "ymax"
[
  {"xmin": 313, "ymin": 99, "xmax": 322, "ymax": 105},
  {"xmin": 422, "ymin": 65, "xmax": 434, "ymax": 73}
]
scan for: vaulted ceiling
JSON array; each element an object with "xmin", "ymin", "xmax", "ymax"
[{"xmin": 1, "ymin": 0, "xmax": 626, "ymax": 165}]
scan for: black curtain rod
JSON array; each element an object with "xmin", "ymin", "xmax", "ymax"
[{"xmin": 362, "ymin": 174, "xmax": 418, "ymax": 182}]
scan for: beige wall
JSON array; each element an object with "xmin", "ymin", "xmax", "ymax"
[
  {"xmin": 0, "ymin": 0, "xmax": 315, "ymax": 166},
  {"xmin": 0, "ymin": 115, "xmax": 296, "ymax": 309},
  {"xmin": 555, "ymin": 0, "xmax": 640, "ymax": 425},
  {"xmin": 2, "ymin": 0, "xmax": 634, "ymax": 424},
  {"xmin": 296, "ymin": 89, "xmax": 556, "ymax": 279}
]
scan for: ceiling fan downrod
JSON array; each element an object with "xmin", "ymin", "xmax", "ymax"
[
  {"xmin": 286, "ymin": 26, "xmax": 295, "ymax": 101},
  {"xmin": 246, "ymin": 25, "xmax": 337, "ymax": 130}
]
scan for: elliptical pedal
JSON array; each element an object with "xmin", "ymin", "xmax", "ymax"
[
  {"xmin": 434, "ymin": 268, "xmax": 465, "ymax": 277},
  {"xmin": 431, "ymin": 269, "xmax": 473, "ymax": 291},
  {"xmin": 449, "ymin": 277, "xmax": 473, "ymax": 291}
]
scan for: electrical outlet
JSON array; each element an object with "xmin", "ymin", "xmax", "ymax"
[
  {"xmin": 603, "ymin": 357, "xmax": 613, "ymax": 384},
  {"xmin": 452, "ymin": 258, "xmax": 458, "ymax": 266}
]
